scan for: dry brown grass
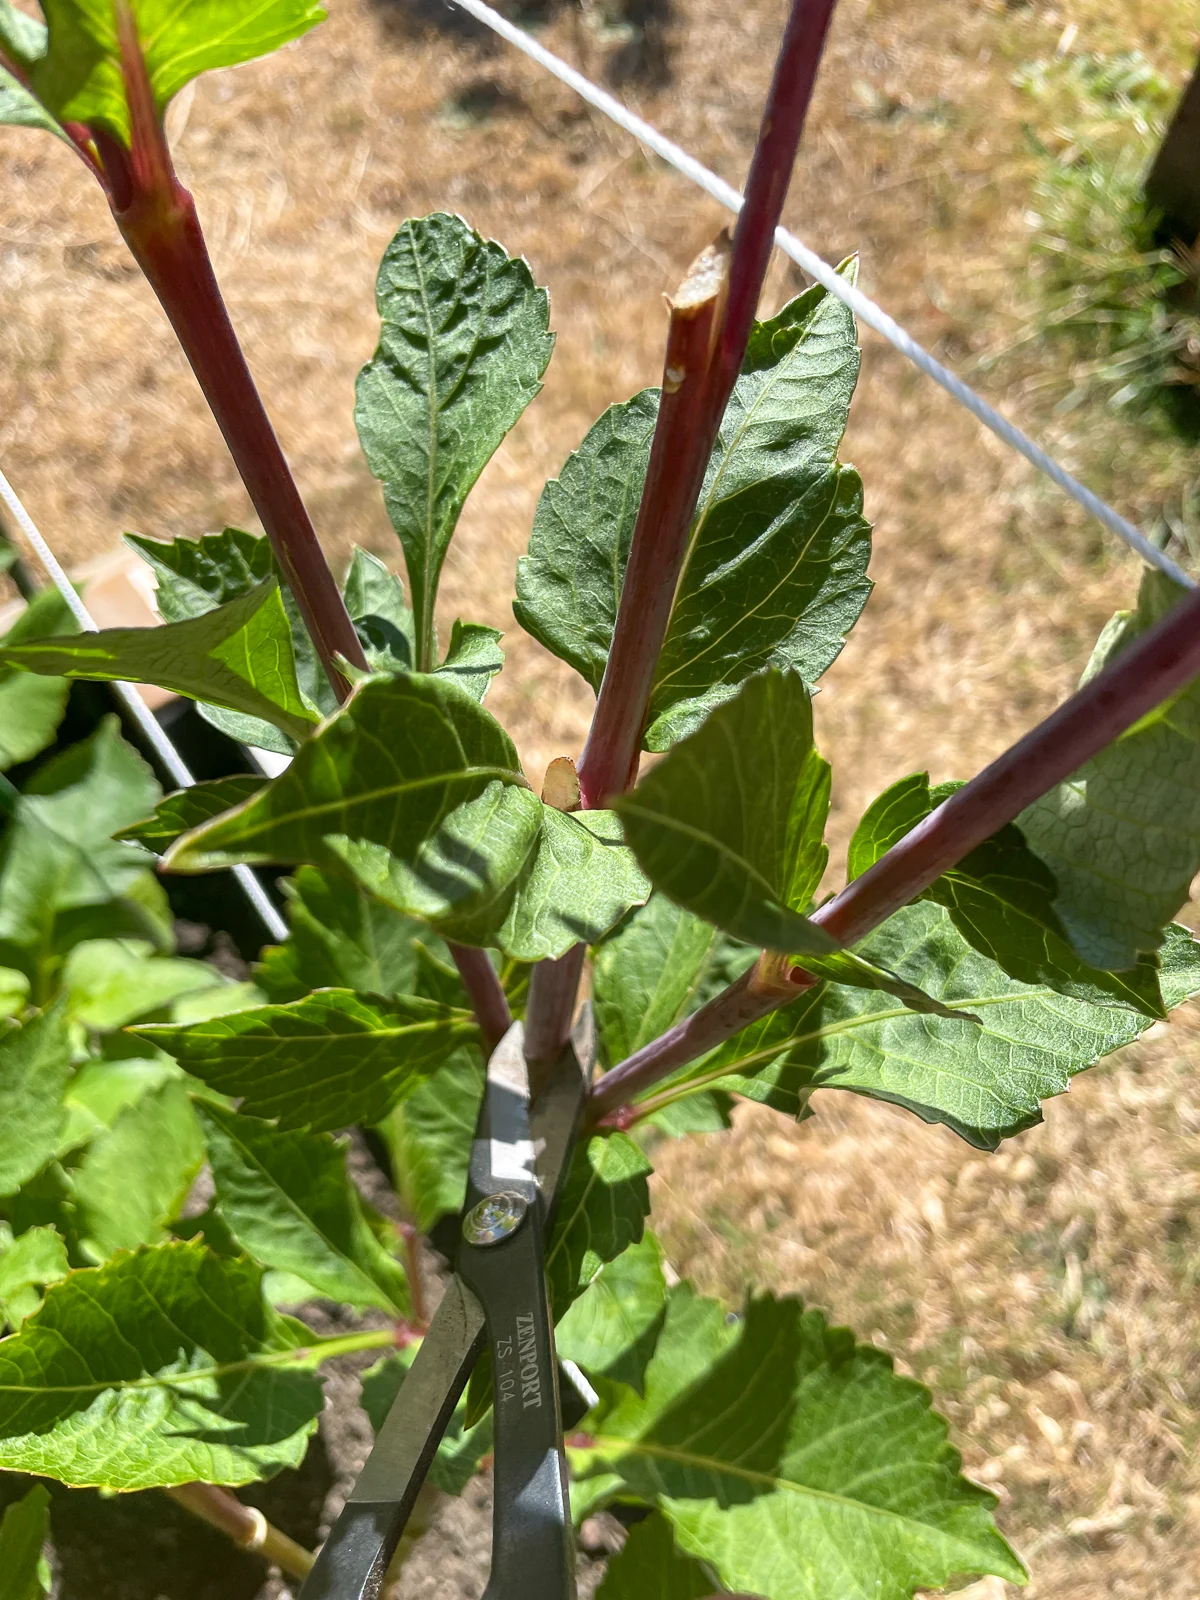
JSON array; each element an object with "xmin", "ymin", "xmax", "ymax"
[{"xmin": 3, "ymin": 0, "xmax": 1200, "ymax": 1593}]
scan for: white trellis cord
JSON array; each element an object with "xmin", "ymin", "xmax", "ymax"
[
  {"xmin": 0, "ymin": 466, "xmax": 289, "ymax": 944},
  {"xmin": 447, "ymin": 0, "xmax": 1195, "ymax": 592}
]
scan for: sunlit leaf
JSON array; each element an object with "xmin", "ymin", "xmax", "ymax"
[{"xmin": 0, "ymin": 1005, "xmax": 70, "ymax": 1197}]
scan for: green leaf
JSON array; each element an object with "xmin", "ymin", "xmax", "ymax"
[
  {"xmin": 255, "ymin": 865, "xmax": 434, "ymax": 1003},
  {"xmin": 31, "ymin": 0, "xmax": 325, "ymax": 144},
  {"xmin": 361, "ymin": 1343, "xmax": 493, "ymax": 1494},
  {"xmin": 116, "ymin": 777, "xmax": 266, "ymax": 853},
  {"xmin": 135, "ymin": 988, "xmax": 478, "ymax": 1131},
  {"xmin": 436, "ymin": 620, "xmax": 504, "ymax": 703},
  {"xmin": 355, "ymin": 214, "xmax": 554, "ymax": 668},
  {"xmin": 1, "ymin": 2, "xmax": 47, "ymax": 67},
  {"xmin": 572, "ymin": 1288, "xmax": 1024, "ymax": 1600},
  {"xmin": 0, "ymin": 588, "xmax": 77, "ymax": 771},
  {"xmin": 555, "ymin": 1230, "xmax": 666, "ymax": 1392},
  {"xmin": 380, "ymin": 1048, "xmax": 483, "ymax": 1232},
  {"xmin": 800, "ymin": 947, "xmax": 981, "ymax": 1024},
  {"xmin": 1020, "ymin": 569, "xmax": 1200, "ymax": 970},
  {"xmin": 0, "ymin": 1006, "xmax": 70, "ymax": 1197},
  {"xmin": 670, "ymin": 903, "xmax": 1200, "ymax": 1148},
  {"xmin": 546, "ymin": 1133, "xmax": 652, "ymax": 1318},
  {"xmin": 57, "ymin": 1053, "xmax": 180, "ymax": 1154},
  {"xmin": 850, "ymin": 771, "xmax": 1170, "ymax": 1016},
  {"xmin": 0, "ymin": 1483, "xmax": 51, "ymax": 1600},
  {"xmin": 62, "ymin": 939, "xmax": 225, "ymax": 1029},
  {"xmin": 595, "ymin": 1512, "xmax": 721, "ymax": 1600},
  {"xmin": 0, "ymin": 579, "xmax": 317, "ymax": 745},
  {"xmin": 615, "ymin": 671, "xmax": 836, "ymax": 956},
  {"xmin": 72, "ymin": 1080, "xmax": 204, "ymax": 1259},
  {"xmin": 198, "ymin": 1104, "xmax": 409, "ymax": 1315},
  {"xmin": 0, "ymin": 1241, "xmax": 326, "ymax": 1489},
  {"xmin": 515, "ymin": 272, "xmax": 871, "ymax": 750},
  {"xmin": 162, "ymin": 672, "xmax": 527, "ymax": 870},
  {"xmin": 0, "ymin": 1225, "xmax": 69, "ymax": 1331},
  {"xmin": 592, "ymin": 895, "xmax": 755, "ymax": 1070}
]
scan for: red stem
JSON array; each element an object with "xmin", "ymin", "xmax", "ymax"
[
  {"xmin": 450, "ymin": 945, "xmax": 512, "ymax": 1054},
  {"xmin": 589, "ymin": 582, "xmax": 1200, "ymax": 1120}
]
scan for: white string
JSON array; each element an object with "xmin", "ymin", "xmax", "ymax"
[
  {"xmin": 0, "ymin": 467, "xmax": 289, "ymax": 943},
  {"xmin": 447, "ymin": 0, "xmax": 1194, "ymax": 592}
]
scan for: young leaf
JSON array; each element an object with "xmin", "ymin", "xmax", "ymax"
[
  {"xmin": 436, "ymin": 620, "xmax": 504, "ymax": 703},
  {"xmin": 62, "ymin": 939, "xmax": 225, "ymax": 1028},
  {"xmin": 135, "ymin": 989, "xmax": 478, "ymax": 1131},
  {"xmin": 355, "ymin": 214, "xmax": 554, "ymax": 668},
  {"xmin": 57, "ymin": 1054, "xmax": 179, "ymax": 1154},
  {"xmin": 161, "ymin": 672, "xmax": 528, "ymax": 872},
  {"xmin": 0, "ymin": 587, "xmax": 77, "ymax": 771},
  {"xmin": 680, "ymin": 903, "xmax": 1200, "ymax": 1147},
  {"xmin": 0, "ymin": 1225, "xmax": 69, "ymax": 1330},
  {"xmin": 30, "ymin": 0, "xmax": 326, "ymax": 144},
  {"xmin": 0, "ymin": 1483, "xmax": 51, "ymax": 1600},
  {"xmin": 0, "ymin": 1005, "xmax": 71, "ymax": 1197},
  {"xmin": 0, "ymin": 579, "xmax": 317, "ymax": 745},
  {"xmin": 0, "ymin": 1241, "xmax": 326, "ymax": 1489},
  {"xmin": 849, "ymin": 772, "xmax": 1171, "ymax": 1016},
  {"xmin": 515, "ymin": 273, "xmax": 871, "ymax": 748},
  {"xmin": 615, "ymin": 670, "xmax": 836, "ymax": 955},
  {"xmin": 1020, "ymin": 569, "xmax": 1200, "ymax": 970},
  {"xmin": 592, "ymin": 895, "xmax": 756, "ymax": 1070},
  {"xmin": 72, "ymin": 1080, "xmax": 205, "ymax": 1259},
  {"xmin": 361, "ymin": 1343, "xmax": 493, "ymax": 1494},
  {"xmin": 380, "ymin": 1048, "xmax": 484, "ymax": 1233},
  {"xmin": 116, "ymin": 776, "xmax": 266, "ymax": 853},
  {"xmin": 254, "ymin": 865, "xmax": 436, "ymax": 1004},
  {"xmin": 546, "ymin": 1133, "xmax": 652, "ymax": 1317},
  {"xmin": 572, "ymin": 1288, "xmax": 1024, "ymax": 1600},
  {"xmin": 595, "ymin": 1512, "xmax": 721, "ymax": 1600},
  {"xmin": 197, "ymin": 1104, "xmax": 410, "ymax": 1315},
  {"xmin": 555, "ymin": 1231, "xmax": 667, "ymax": 1393}
]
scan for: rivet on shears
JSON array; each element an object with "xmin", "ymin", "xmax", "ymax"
[{"xmin": 462, "ymin": 1190, "xmax": 529, "ymax": 1246}]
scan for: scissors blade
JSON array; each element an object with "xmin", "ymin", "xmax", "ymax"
[{"xmin": 299, "ymin": 1016, "xmax": 590, "ymax": 1600}]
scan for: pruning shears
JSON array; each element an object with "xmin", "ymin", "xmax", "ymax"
[{"xmin": 299, "ymin": 1016, "xmax": 590, "ymax": 1600}]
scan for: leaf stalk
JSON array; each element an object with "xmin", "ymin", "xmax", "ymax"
[{"xmin": 164, "ymin": 1483, "xmax": 314, "ymax": 1580}]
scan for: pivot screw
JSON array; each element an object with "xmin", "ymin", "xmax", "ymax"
[{"xmin": 462, "ymin": 1190, "xmax": 529, "ymax": 1247}]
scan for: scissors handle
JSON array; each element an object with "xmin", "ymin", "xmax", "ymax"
[{"xmin": 458, "ymin": 1190, "xmax": 575, "ymax": 1600}]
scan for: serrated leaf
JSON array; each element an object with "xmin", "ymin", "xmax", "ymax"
[
  {"xmin": 0, "ymin": 719, "xmax": 163, "ymax": 986},
  {"xmin": 73, "ymin": 1080, "xmax": 204, "ymax": 1259},
  {"xmin": 801, "ymin": 946, "xmax": 981, "ymax": 1023},
  {"xmin": 515, "ymin": 273, "xmax": 871, "ymax": 750},
  {"xmin": 436, "ymin": 620, "xmax": 503, "ymax": 703},
  {"xmin": 0, "ymin": 588, "xmax": 77, "ymax": 770},
  {"xmin": 116, "ymin": 777, "xmax": 266, "ymax": 853},
  {"xmin": 615, "ymin": 671, "xmax": 836, "ymax": 956},
  {"xmin": 0, "ymin": 1241, "xmax": 326, "ymax": 1489},
  {"xmin": 665, "ymin": 903, "xmax": 1200, "ymax": 1148},
  {"xmin": 57, "ymin": 1054, "xmax": 179, "ymax": 1154},
  {"xmin": 1020, "ymin": 569, "xmax": 1200, "ymax": 970},
  {"xmin": 62, "ymin": 939, "xmax": 225, "ymax": 1029},
  {"xmin": 572, "ymin": 1287, "xmax": 1024, "ymax": 1600},
  {"xmin": 30, "ymin": 0, "xmax": 325, "ymax": 144},
  {"xmin": 555, "ymin": 1230, "xmax": 666, "ymax": 1393},
  {"xmin": 0, "ymin": 1483, "xmax": 51, "ymax": 1600},
  {"xmin": 0, "ymin": 1225, "xmax": 69, "ymax": 1331},
  {"xmin": 362, "ymin": 1343, "xmax": 493, "ymax": 1493},
  {"xmin": 0, "ymin": 1006, "xmax": 70, "ymax": 1197},
  {"xmin": 849, "ymin": 771, "xmax": 1170, "ymax": 1016},
  {"xmin": 355, "ymin": 213, "xmax": 554, "ymax": 668},
  {"xmin": 254, "ymin": 865, "xmax": 435, "ymax": 1004},
  {"xmin": 546, "ymin": 1133, "xmax": 652, "ymax": 1317},
  {"xmin": 595, "ymin": 1512, "xmax": 721, "ymax": 1600},
  {"xmin": 380, "ymin": 1048, "xmax": 484, "ymax": 1232},
  {"xmin": 592, "ymin": 895, "xmax": 756, "ymax": 1070},
  {"xmin": 0, "ymin": 579, "xmax": 317, "ymax": 745},
  {"xmin": 135, "ymin": 988, "xmax": 478, "ymax": 1131},
  {"xmin": 198, "ymin": 1104, "xmax": 409, "ymax": 1315}
]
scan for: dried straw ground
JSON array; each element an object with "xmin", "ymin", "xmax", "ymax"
[{"xmin": 2, "ymin": 0, "xmax": 1199, "ymax": 1595}]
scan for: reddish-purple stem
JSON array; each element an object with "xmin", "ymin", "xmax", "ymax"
[
  {"xmin": 450, "ymin": 945, "xmax": 512, "ymax": 1055},
  {"xmin": 589, "ymin": 582, "xmax": 1200, "ymax": 1120}
]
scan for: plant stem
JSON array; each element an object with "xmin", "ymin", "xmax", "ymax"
[
  {"xmin": 449, "ymin": 944, "xmax": 512, "ymax": 1053},
  {"xmin": 164, "ymin": 1483, "xmax": 314, "ymax": 1580},
  {"xmin": 589, "ymin": 581, "xmax": 1200, "ymax": 1120},
  {"xmin": 528, "ymin": 0, "xmax": 839, "ymax": 1069},
  {"xmin": 523, "ymin": 946, "xmax": 587, "ymax": 1089},
  {"xmin": 100, "ymin": 6, "xmax": 367, "ymax": 701}
]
